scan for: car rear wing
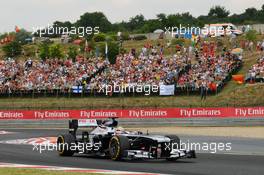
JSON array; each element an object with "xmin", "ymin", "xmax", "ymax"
[{"xmin": 69, "ymin": 119, "xmax": 101, "ymax": 136}]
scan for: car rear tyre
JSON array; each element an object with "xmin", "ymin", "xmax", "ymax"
[
  {"xmin": 57, "ymin": 134, "xmax": 75, "ymax": 156},
  {"xmin": 109, "ymin": 135, "xmax": 130, "ymax": 161}
]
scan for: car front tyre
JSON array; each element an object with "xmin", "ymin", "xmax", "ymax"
[{"xmin": 109, "ymin": 135, "xmax": 130, "ymax": 161}]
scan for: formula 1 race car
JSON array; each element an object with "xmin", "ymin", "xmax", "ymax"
[{"xmin": 57, "ymin": 118, "xmax": 196, "ymax": 161}]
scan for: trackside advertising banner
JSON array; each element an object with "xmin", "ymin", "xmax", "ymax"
[
  {"xmin": 159, "ymin": 85, "xmax": 175, "ymax": 96},
  {"xmin": 0, "ymin": 107, "xmax": 264, "ymax": 120}
]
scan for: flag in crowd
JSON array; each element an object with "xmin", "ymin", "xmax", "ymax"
[
  {"xmin": 105, "ymin": 42, "xmax": 108, "ymax": 62},
  {"xmin": 15, "ymin": 26, "xmax": 20, "ymax": 33},
  {"xmin": 72, "ymin": 86, "xmax": 83, "ymax": 93}
]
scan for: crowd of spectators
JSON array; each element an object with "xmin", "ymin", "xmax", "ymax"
[
  {"xmin": 256, "ymin": 40, "xmax": 264, "ymax": 52},
  {"xmin": 240, "ymin": 40, "xmax": 264, "ymax": 52},
  {"xmin": 87, "ymin": 42, "xmax": 242, "ymax": 95},
  {"xmin": 0, "ymin": 57, "xmax": 107, "ymax": 93},
  {"xmin": 89, "ymin": 53, "xmax": 190, "ymax": 92},
  {"xmin": 177, "ymin": 52, "xmax": 242, "ymax": 92},
  {"xmin": 245, "ymin": 56, "xmax": 264, "ymax": 83},
  {"xmin": 0, "ymin": 42, "xmax": 243, "ymax": 96}
]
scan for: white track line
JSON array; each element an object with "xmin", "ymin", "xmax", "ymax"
[{"xmin": 0, "ymin": 131, "xmax": 13, "ymax": 135}]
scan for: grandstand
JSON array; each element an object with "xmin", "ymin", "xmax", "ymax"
[{"xmin": 0, "ymin": 41, "xmax": 244, "ymax": 97}]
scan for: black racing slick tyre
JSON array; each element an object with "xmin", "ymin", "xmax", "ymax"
[
  {"xmin": 109, "ymin": 135, "xmax": 130, "ymax": 161},
  {"xmin": 57, "ymin": 134, "xmax": 76, "ymax": 156},
  {"xmin": 166, "ymin": 135, "xmax": 180, "ymax": 161}
]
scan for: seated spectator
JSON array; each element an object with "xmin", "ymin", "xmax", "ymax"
[{"xmin": 246, "ymin": 57, "xmax": 264, "ymax": 83}]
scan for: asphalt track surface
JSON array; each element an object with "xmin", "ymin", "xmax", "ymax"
[{"xmin": 0, "ymin": 129, "xmax": 264, "ymax": 175}]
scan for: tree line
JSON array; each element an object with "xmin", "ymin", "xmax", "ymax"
[
  {"xmin": 1, "ymin": 5, "xmax": 263, "ymax": 61},
  {"xmin": 38, "ymin": 4, "xmax": 264, "ymax": 37}
]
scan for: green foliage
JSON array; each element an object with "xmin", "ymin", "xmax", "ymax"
[
  {"xmin": 28, "ymin": 4, "xmax": 264, "ymax": 39},
  {"xmin": 108, "ymin": 34, "xmax": 118, "ymax": 41},
  {"xmin": 39, "ymin": 43, "xmax": 50, "ymax": 60},
  {"xmin": 68, "ymin": 46, "xmax": 78, "ymax": 62},
  {"xmin": 244, "ymin": 8, "xmax": 258, "ymax": 19},
  {"xmin": 105, "ymin": 33, "xmax": 129, "ymax": 42},
  {"xmin": 245, "ymin": 30, "xmax": 257, "ymax": 42},
  {"xmin": 3, "ymin": 5, "xmax": 264, "ymax": 45},
  {"xmin": 140, "ymin": 19, "xmax": 162, "ymax": 33},
  {"xmin": 33, "ymin": 21, "xmax": 73, "ymax": 38},
  {"xmin": 166, "ymin": 14, "xmax": 180, "ymax": 27},
  {"xmin": 107, "ymin": 42, "xmax": 119, "ymax": 64},
  {"xmin": 0, "ymin": 33, "xmax": 7, "ymax": 40},
  {"xmin": 171, "ymin": 38, "xmax": 185, "ymax": 46},
  {"xmin": 39, "ymin": 43, "xmax": 64, "ymax": 59},
  {"xmin": 98, "ymin": 42, "xmax": 119, "ymax": 64},
  {"xmin": 128, "ymin": 14, "xmax": 145, "ymax": 31},
  {"xmin": 76, "ymin": 12, "xmax": 112, "ymax": 33},
  {"xmin": 2, "ymin": 41, "xmax": 22, "ymax": 57},
  {"xmin": 88, "ymin": 40, "xmax": 95, "ymax": 50},
  {"xmin": 133, "ymin": 35, "xmax": 147, "ymax": 41},
  {"xmin": 53, "ymin": 21, "xmax": 72, "ymax": 30},
  {"xmin": 49, "ymin": 44, "xmax": 64, "ymax": 58},
  {"xmin": 120, "ymin": 32, "xmax": 130, "ymax": 40},
  {"xmin": 15, "ymin": 29, "xmax": 32, "ymax": 45},
  {"xmin": 52, "ymin": 21, "xmax": 73, "ymax": 38},
  {"xmin": 23, "ymin": 45, "xmax": 36, "ymax": 57},
  {"xmin": 208, "ymin": 6, "xmax": 230, "ymax": 18},
  {"xmin": 93, "ymin": 33, "xmax": 106, "ymax": 42},
  {"xmin": 119, "ymin": 47, "xmax": 127, "ymax": 54}
]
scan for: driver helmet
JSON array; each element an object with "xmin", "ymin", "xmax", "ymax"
[{"xmin": 115, "ymin": 126, "xmax": 125, "ymax": 134}]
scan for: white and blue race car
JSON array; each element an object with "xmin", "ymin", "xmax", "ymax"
[{"xmin": 57, "ymin": 118, "xmax": 196, "ymax": 161}]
